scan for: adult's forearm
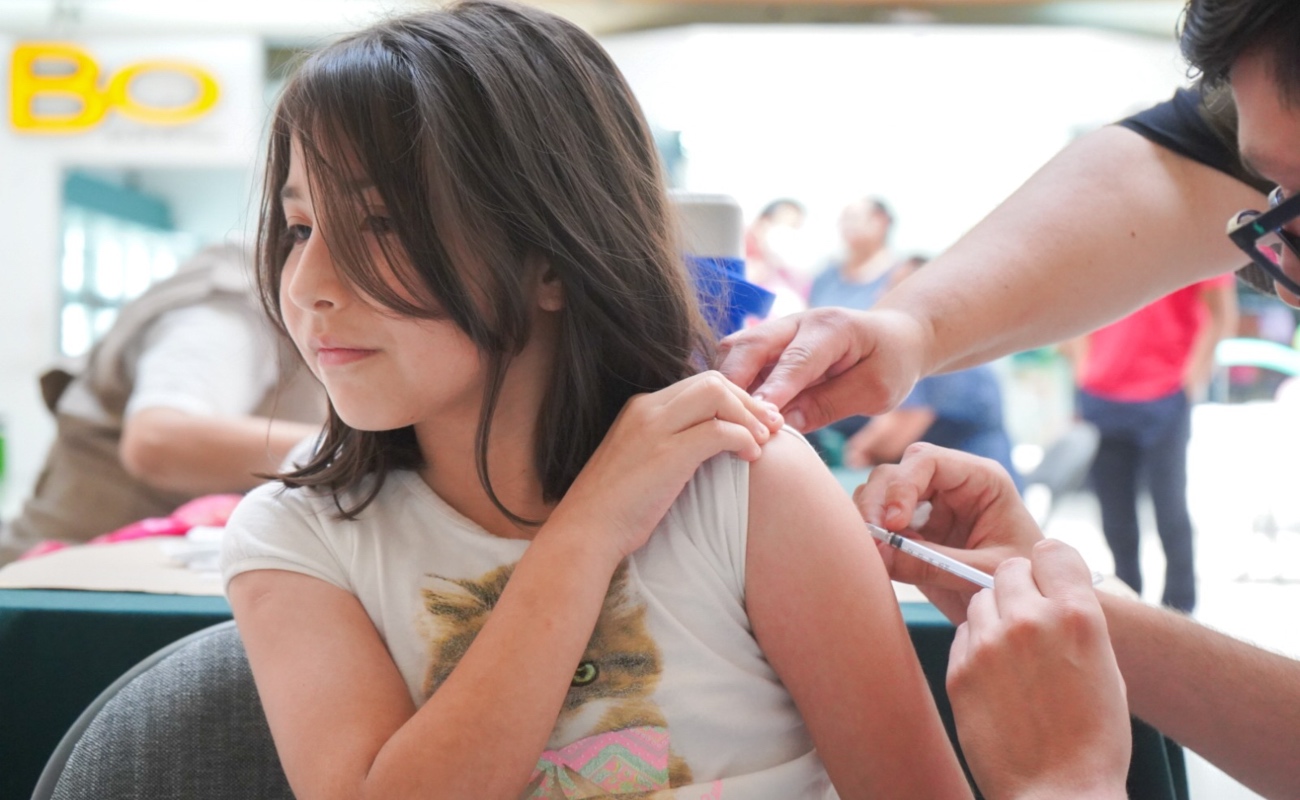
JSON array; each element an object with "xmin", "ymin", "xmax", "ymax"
[
  {"xmin": 875, "ymin": 126, "xmax": 1262, "ymax": 376},
  {"xmin": 120, "ymin": 407, "xmax": 321, "ymax": 494},
  {"xmin": 1099, "ymin": 592, "xmax": 1300, "ymax": 797}
]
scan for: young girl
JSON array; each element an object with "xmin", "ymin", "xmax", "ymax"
[{"xmin": 222, "ymin": 3, "xmax": 971, "ymax": 797}]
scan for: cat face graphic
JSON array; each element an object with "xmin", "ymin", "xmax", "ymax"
[{"xmin": 420, "ymin": 562, "xmax": 692, "ymax": 787}]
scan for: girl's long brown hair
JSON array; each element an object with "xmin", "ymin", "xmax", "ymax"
[{"xmin": 256, "ymin": 0, "xmax": 714, "ymax": 521}]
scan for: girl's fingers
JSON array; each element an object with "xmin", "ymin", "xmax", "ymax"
[
  {"xmin": 662, "ymin": 371, "xmax": 781, "ymax": 441},
  {"xmin": 714, "ymin": 370, "xmax": 785, "ymax": 432},
  {"xmin": 673, "ymin": 417, "xmax": 764, "ymax": 463}
]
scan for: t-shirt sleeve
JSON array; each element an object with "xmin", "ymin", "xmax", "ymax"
[
  {"xmin": 221, "ymin": 482, "xmax": 353, "ymax": 593},
  {"xmin": 663, "ymin": 450, "xmax": 751, "ymax": 599},
  {"xmin": 126, "ymin": 300, "xmax": 279, "ymax": 419},
  {"xmin": 1117, "ymin": 84, "xmax": 1273, "ymax": 194}
]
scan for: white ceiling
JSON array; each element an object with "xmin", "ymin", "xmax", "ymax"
[{"xmin": 0, "ymin": 0, "xmax": 1188, "ymax": 43}]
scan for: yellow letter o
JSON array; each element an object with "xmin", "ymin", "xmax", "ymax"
[{"xmin": 106, "ymin": 60, "xmax": 219, "ymax": 125}]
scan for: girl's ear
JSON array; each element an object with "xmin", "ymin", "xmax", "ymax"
[{"xmin": 536, "ymin": 264, "xmax": 564, "ymax": 312}]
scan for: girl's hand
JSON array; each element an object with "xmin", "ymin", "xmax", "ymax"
[
  {"xmin": 853, "ymin": 442, "xmax": 1040, "ymax": 623},
  {"xmin": 546, "ymin": 371, "xmax": 783, "ymax": 567}
]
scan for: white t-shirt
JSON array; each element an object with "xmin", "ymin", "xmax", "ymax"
[
  {"xmin": 125, "ymin": 299, "xmax": 279, "ymax": 419},
  {"xmin": 223, "ymin": 455, "xmax": 836, "ymax": 799}
]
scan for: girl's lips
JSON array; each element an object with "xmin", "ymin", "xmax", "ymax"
[{"xmin": 317, "ymin": 347, "xmax": 377, "ymax": 367}]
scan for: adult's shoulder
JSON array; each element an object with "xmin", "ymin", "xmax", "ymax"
[{"xmin": 1118, "ymin": 84, "xmax": 1271, "ymax": 194}]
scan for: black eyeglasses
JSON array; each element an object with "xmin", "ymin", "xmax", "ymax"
[{"xmin": 1227, "ymin": 186, "xmax": 1300, "ymax": 297}]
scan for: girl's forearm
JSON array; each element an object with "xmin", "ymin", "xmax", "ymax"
[{"xmin": 361, "ymin": 525, "xmax": 617, "ymax": 800}]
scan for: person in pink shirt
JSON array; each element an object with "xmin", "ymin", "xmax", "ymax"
[{"xmin": 1073, "ymin": 274, "xmax": 1237, "ymax": 612}]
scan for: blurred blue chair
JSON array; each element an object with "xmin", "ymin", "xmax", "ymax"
[{"xmin": 673, "ymin": 191, "xmax": 775, "ymax": 337}]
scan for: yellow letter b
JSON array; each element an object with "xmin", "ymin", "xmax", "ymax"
[{"xmin": 10, "ymin": 43, "xmax": 109, "ymax": 133}]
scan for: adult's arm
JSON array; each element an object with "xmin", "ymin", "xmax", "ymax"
[
  {"xmin": 115, "ymin": 300, "xmax": 323, "ymax": 493},
  {"xmin": 719, "ymin": 125, "xmax": 1263, "ymax": 431},
  {"xmin": 1099, "ymin": 591, "xmax": 1300, "ymax": 798},
  {"xmin": 120, "ymin": 408, "xmax": 319, "ymax": 493},
  {"xmin": 883, "ymin": 124, "xmax": 1259, "ymax": 375}
]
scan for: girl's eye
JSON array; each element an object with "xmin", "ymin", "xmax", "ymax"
[
  {"xmin": 286, "ymin": 224, "xmax": 312, "ymax": 244},
  {"xmin": 363, "ymin": 215, "xmax": 394, "ymax": 236}
]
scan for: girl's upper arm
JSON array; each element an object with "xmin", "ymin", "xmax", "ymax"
[
  {"xmin": 745, "ymin": 431, "xmax": 971, "ymax": 800},
  {"xmin": 228, "ymin": 569, "xmax": 418, "ymax": 800}
]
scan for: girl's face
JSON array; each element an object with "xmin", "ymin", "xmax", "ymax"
[{"xmin": 278, "ymin": 138, "xmax": 487, "ymax": 433}]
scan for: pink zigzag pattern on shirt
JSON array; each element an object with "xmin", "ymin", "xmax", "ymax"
[
  {"xmin": 529, "ymin": 726, "xmax": 672, "ymax": 797},
  {"xmin": 544, "ymin": 726, "xmax": 669, "ymax": 771}
]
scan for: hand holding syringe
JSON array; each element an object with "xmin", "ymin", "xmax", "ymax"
[
  {"xmin": 867, "ymin": 502, "xmax": 1103, "ymax": 591},
  {"xmin": 866, "ymin": 523, "xmax": 995, "ymax": 589}
]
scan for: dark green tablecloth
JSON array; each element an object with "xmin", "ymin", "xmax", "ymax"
[
  {"xmin": 0, "ymin": 591, "xmax": 1185, "ymax": 800},
  {"xmin": 0, "ymin": 589, "xmax": 232, "ymax": 800}
]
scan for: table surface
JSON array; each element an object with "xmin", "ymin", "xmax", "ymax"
[{"xmin": 0, "ymin": 588, "xmax": 1183, "ymax": 800}]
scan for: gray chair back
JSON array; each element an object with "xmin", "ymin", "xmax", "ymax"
[{"xmin": 31, "ymin": 621, "xmax": 293, "ymax": 800}]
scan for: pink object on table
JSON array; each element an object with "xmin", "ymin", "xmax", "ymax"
[
  {"xmin": 15, "ymin": 493, "xmax": 244, "ymax": 559},
  {"xmin": 90, "ymin": 516, "xmax": 192, "ymax": 544},
  {"xmin": 170, "ymin": 494, "xmax": 243, "ymax": 527}
]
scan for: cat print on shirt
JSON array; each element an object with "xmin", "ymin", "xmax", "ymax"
[{"xmin": 420, "ymin": 563, "xmax": 694, "ymax": 796}]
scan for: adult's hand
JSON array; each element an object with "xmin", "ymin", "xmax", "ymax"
[
  {"xmin": 716, "ymin": 307, "xmax": 929, "ymax": 432},
  {"xmin": 853, "ymin": 443, "xmax": 1040, "ymax": 622},
  {"xmin": 948, "ymin": 540, "xmax": 1130, "ymax": 800}
]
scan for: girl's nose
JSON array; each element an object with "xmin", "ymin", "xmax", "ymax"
[{"xmin": 284, "ymin": 234, "xmax": 346, "ymax": 311}]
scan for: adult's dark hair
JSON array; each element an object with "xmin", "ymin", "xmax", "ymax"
[
  {"xmin": 867, "ymin": 197, "xmax": 894, "ymax": 227},
  {"xmin": 256, "ymin": 0, "xmax": 713, "ymax": 521},
  {"xmin": 1180, "ymin": 0, "xmax": 1300, "ymax": 104},
  {"xmin": 758, "ymin": 198, "xmax": 805, "ymax": 220}
]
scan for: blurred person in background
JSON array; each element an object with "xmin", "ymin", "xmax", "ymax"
[
  {"xmin": 805, "ymin": 196, "xmax": 902, "ymax": 460},
  {"xmin": 743, "ymin": 198, "xmax": 809, "ymax": 319},
  {"xmin": 806, "ymin": 196, "xmax": 899, "ymax": 312},
  {"xmin": 720, "ymin": 0, "xmax": 1300, "ymax": 795},
  {"xmin": 843, "ymin": 256, "xmax": 1022, "ymax": 492},
  {"xmin": 0, "ymin": 242, "xmax": 326, "ymax": 565},
  {"xmin": 1068, "ymin": 275, "xmax": 1237, "ymax": 613}
]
